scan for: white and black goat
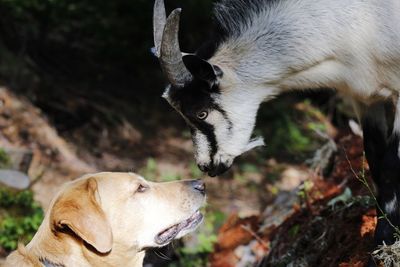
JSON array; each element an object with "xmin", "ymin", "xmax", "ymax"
[{"xmin": 153, "ymin": 0, "xmax": 400, "ymax": 252}]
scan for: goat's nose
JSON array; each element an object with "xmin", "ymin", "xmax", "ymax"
[
  {"xmin": 198, "ymin": 164, "xmax": 209, "ymax": 173},
  {"xmin": 191, "ymin": 179, "xmax": 206, "ymax": 195},
  {"xmin": 208, "ymin": 163, "xmax": 229, "ymax": 177}
]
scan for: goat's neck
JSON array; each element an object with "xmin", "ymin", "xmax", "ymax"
[
  {"xmin": 212, "ymin": 39, "xmax": 342, "ymax": 98},
  {"xmin": 209, "ymin": 0, "xmax": 380, "ymax": 100}
]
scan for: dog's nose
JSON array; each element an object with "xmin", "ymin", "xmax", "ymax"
[{"xmin": 191, "ymin": 179, "xmax": 206, "ymax": 195}]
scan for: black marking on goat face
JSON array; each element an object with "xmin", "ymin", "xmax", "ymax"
[
  {"xmin": 167, "ymin": 78, "xmax": 230, "ymax": 170},
  {"xmin": 173, "ymin": 77, "xmax": 219, "ymax": 132},
  {"xmin": 190, "ymin": 121, "xmax": 218, "ymax": 163},
  {"xmin": 169, "ymin": 78, "xmax": 220, "ymax": 115}
]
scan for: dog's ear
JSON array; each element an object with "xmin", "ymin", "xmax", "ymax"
[{"xmin": 50, "ymin": 178, "xmax": 113, "ymax": 254}]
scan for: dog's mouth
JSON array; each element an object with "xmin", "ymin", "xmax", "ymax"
[{"xmin": 155, "ymin": 210, "xmax": 203, "ymax": 245}]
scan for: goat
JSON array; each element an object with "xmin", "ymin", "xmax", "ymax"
[{"xmin": 153, "ymin": 0, "xmax": 400, "ymax": 255}]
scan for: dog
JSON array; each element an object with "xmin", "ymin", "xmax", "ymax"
[{"xmin": 3, "ymin": 172, "xmax": 206, "ymax": 267}]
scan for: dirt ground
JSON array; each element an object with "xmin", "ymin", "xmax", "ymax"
[
  {"xmin": 210, "ymin": 135, "xmax": 377, "ymax": 267},
  {"xmin": 0, "ymin": 87, "xmax": 382, "ymax": 266}
]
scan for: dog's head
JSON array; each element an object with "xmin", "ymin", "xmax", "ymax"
[{"xmin": 50, "ymin": 172, "xmax": 206, "ymax": 253}]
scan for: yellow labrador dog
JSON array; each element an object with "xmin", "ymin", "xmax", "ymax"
[{"xmin": 4, "ymin": 172, "xmax": 206, "ymax": 267}]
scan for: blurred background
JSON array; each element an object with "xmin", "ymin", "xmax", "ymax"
[{"xmin": 0, "ymin": 0, "xmax": 377, "ymax": 266}]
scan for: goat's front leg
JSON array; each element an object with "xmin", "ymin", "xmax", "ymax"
[
  {"xmin": 373, "ymin": 99, "xmax": 400, "ymax": 245},
  {"xmin": 373, "ymin": 134, "xmax": 400, "ymax": 246},
  {"xmin": 356, "ymin": 103, "xmax": 400, "ymax": 267},
  {"xmin": 358, "ymin": 102, "xmax": 388, "ymax": 182},
  {"xmin": 361, "ymin": 100, "xmax": 400, "ymax": 266}
]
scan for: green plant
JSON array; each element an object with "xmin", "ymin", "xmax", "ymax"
[
  {"xmin": 170, "ymin": 209, "xmax": 225, "ymax": 267},
  {"xmin": 258, "ymin": 101, "xmax": 316, "ymax": 161},
  {"xmin": 141, "ymin": 158, "xmax": 158, "ymax": 180},
  {"xmin": 297, "ymin": 180, "xmax": 314, "ymax": 201},
  {"xmin": 0, "ymin": 148, "xmax": 11, "ymax": 169},
  {"xmin": 0, "ymin": 187, "xmax": 44, "ymax": 251},
  {"xmin": 140, "ymin": 158, "xmax": 184, "ymax": 182},
  {"xmin": 327, "ymin": 187, "xmax": 353, "ymax": 208},
  {"xmin": 271, "ymin": 115, "xmax": 311, "ymax": 154},
  {"xmin": 160, "ymin": 173, "xmax": 181, "ymax": 182},
  {"xmin": 239, "ymin": 163, "xmax": 258, "ymax": 173},
  {"xmin": 189, "ymin": 162, "xmax": 202, "ymax": 178},
  {"xmin": 289, "ymin": 224, "xmax": 300, "ymax": 238},
  {"xmin": 327, "ymin": 187, "xmax": 373, "ymax": 211},
  {"xmin": 345, "ymin": 152, "xmax": 400, "ymax": 238}
]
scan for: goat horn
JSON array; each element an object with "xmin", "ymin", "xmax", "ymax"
[
  {"xmin": 153, "ymin": 2, "xmax": 192, "ymax": 87},
  {"xmin": 153, "ymin": 0, "xmax": 166, "ymax": 58}
]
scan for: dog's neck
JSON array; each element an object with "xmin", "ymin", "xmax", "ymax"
[{"xmin": 21, "ymin": 215, "xmax": 146, "ymax": 267}]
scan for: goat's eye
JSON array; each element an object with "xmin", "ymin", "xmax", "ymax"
[
  {"xmin": 197, "ymin": 111, "xmax": 208, "ymax": 120},
  {"xmin": 136, "ymin": 184, "xmax": 148, "ymax": 193}
]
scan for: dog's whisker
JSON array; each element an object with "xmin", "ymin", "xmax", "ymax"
[{"xmin": 154, "ymin": 250, "xmax": 171, "ymax": 261}]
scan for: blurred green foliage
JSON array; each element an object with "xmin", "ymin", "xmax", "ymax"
[
  {"xmin": 141, "ymin": 157, "xmax": 158, "ymax": 180},
  {"xmin": 256, "ymin": 97, "xmax": 330, "ymax": 162},
  {"xmin": 170, "ymin": 209, "xmax": 225, "ymax": 267},
  {"xmin": 140, "ymin": 158, "xmax": 183, "ymax": 182},
  {"xmin": 160, "ymin": 173, "xmax": 182, "ymax": 182},
  {"xmin": 297, "ymin": 180, "xmax": 314, "ymax": 202},
  {"xmin": 288, "ymin": 224, "xmax": 300, "ymax": 238},
  {"xmin": 0, "ymin": 0, "xmax": 216, "ymax": 134},
  {"xmin": 239, "ymin": 163, "xmax": 259, "ymax": 173},
  {"xmin": 189, "ymin": 162, "xmax": 203, "ymax": 178},
  {"xmin": 0, "ymin": 188, "xmax": 44, "ymax": 251},
  {"xmin": 0, "ymin": 0, "xmax": 213, "ymax": 92},
  {"xmin": 0, "ymin": 148, "xmax": 11, "ymax": 169}
]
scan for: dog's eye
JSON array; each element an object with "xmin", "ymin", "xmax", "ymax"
[
  {"xmin": 197, "ymin": 111, "xmax": 208, "ymax": 120},
  {"xmin": 136, "ymin": 184, "xmax": 148, "ymax": 193}
]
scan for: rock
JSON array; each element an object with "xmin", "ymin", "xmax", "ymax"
[
  {"xmin": 0, "ymin": 169, "xmax": 30, "ymax": 189},
  {"xmin": 259, "ymin": 190, "xmax": 299, "ymax": 235}
]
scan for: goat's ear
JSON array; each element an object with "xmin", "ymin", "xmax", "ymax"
[
  {"xmin": 50, "ymin": 178, "xmax": 113, "ymax": 254},
  {"xmin": 183, "ymin": 55, "xmax": 222, "ymax": 85}
]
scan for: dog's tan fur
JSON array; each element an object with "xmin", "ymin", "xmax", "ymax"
[{"xmin": 4, "ymin": 172, "xmax": 205, "ymax": 267}]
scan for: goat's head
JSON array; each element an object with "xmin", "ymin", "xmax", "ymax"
[{"xmin": 153, "ymin": 0, "xmax": 265, "ymax": 176}]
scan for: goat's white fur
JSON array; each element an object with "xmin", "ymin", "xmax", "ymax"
[
  {"xmin": 198, "ymin": 0, "xmax": 400, "ymax": 168},
  {"xmin": 213, "ymin": 0, "xmax": 400, "ymax": 99}
]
